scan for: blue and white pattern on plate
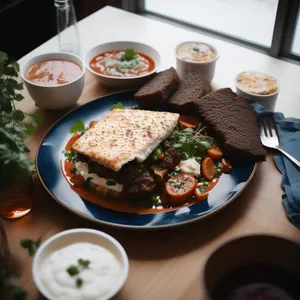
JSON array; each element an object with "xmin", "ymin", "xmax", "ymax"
[{"xmin": 36, "ymin": 91, "xmax": 256, "ymax": 229}]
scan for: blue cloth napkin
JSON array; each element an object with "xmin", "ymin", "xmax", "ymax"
[{"xmin": 250, "ymin": 102, "xmax": 300, "ymax": 228}]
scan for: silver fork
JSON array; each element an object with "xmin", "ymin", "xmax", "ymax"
[{"xmin": 259, "ymin": 114, "xmax": 300, "ymax": 168}]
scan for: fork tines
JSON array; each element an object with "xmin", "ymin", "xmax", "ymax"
[{"xmin": 258, "ymin": 114, "xmax": 280, "ymax": 141}]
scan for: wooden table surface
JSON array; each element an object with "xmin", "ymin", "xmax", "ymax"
[
  {"xmin": 3, "ymin": 69, "xmax": 300, "ymax": 300},
  {"xmin": 4, "ymin": 6, "xmax": 300, "ymax": 300}
]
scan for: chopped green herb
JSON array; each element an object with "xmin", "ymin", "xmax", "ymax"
[
  {"xmin": 76, "ymin": 278, "xmax": 83, "ymax": 288},
  {"xmin": 106, "ymin": 179, "xmax": 116, "ymax": 186},
  {"xmin": 120, "ymin": 48, "xmax": 137, "ymax": 61},
  {"xmin": 20, "ymin": 238, "xmax": 41, "ymax": 256},
  {"xmin": 110, "ymin": 102, "xmax": 124, "ymax": 111},
  {"xmin": 168, "ymin": 169, "xmax": 181, "ymax": 178},
  {"xmin": 67, "ymin": 265, "xmax": 79, "ymax": 276},
  {"xmin": 198, "ymin": 186, "xmax": 207, "ymax": 194},
  {"xmin": 78, "ymin": 259, "xmax": 90, "ymax": 269},
  {"xmin": 169, "ymin": 180, "xmax": 185, "ymax": 189},
  {"xmin": 70, "ymin": 120, "xmax": 85, "ymax": 134},
  {"xmin": 154, "ymin": 147, "xmax": 162, "ymax": 157},
  {"xmin": 151, "ymin": 195, "xmax": 159, "ymax": 206},
  {"xmin": 152, "ymin": 154, "xmax": 158, "ymax": 161},
  {"xmin": 63, "ymin": 151, "xmax": 78, "ymax": 164}
]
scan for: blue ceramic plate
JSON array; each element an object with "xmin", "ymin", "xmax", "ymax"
[{"xmin": 36, "ymin": 91, "xmax": 256, "ymax": 229}]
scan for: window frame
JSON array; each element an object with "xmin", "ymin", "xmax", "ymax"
[{"xmin": 122, "ymin": 0, "xmax": 300, "ymax": 63}]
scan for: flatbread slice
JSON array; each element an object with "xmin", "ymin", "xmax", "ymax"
[{"xmin": 71, "ymin": 109, "xmax": 179, "ymax": 171}]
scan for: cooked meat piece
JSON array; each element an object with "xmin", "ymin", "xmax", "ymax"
[
  {"xmin": 168, "ymin": 72, "xmax": 212, "ymax": 115},
  {"xmin": 153, "ymin": 169, "xmax": 168, "ymax": 185},
  {"xmin": 134, "ymin": 67, "xmax": 180, "ymax": 109},
  {"xmin": 194, "ymin": 88, "xmax": 266, "ymax": 163},
  {"xmin": 118, "ymin": 163, "xmax": 156, "ymax": 198},
  {"xmin": 158, "ymin": 147, "xmax": 181, "ymax": 171}
]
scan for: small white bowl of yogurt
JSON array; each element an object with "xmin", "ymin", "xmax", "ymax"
[
  {"xmin": 32, "ymin": 228, "xmax": 129, "ymax": 300},
  {"xmin": 235, "ymin": 71, "xmax": 279, "ymax": 111},
  {"xmin": 175, "ymin": 41, "xmax": 219, "ymax": 82}
]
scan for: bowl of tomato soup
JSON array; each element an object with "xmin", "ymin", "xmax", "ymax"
[
  {"xmin": 85, "ymin": 41, "xmax": 160, "ymax": 88},
  {"xmin": 21, "ymin": 52, "xmax": 85, "ymax": 110}
]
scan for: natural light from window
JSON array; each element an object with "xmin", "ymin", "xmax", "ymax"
[
  {"xmin": 292, "ymin": 7, "xmax": 300, "ymax": 56},
  {"xmin": 145, "ymin": 0, "xmax": 279, "ymax": 47}
]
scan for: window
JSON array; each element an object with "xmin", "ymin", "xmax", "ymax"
[
  {"xmin": 125, "ymin": 0, "xmax": 300, "ymax": 62},
  {"xmin": 144, "ymin": 0, "xmax": 279, "ymax": 47},
  {"xmin": 291, "ymin": 7, "xmax": 300, "ymax": 56}
]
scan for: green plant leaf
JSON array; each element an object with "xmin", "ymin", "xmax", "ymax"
[
  {"xmin": 14, "ymin": 94, "xmax": 24, "ymax": 101},
  {"xmin": 0, "ymin": 51, "xmax": 8, "ymax": 63},
  {"xmin": 4, "ymin": 66, "xmax": 18, "ymax": 77},
  {"xmin": 24, "ymin": 123, "xmax": 35, "ymax": 135},
  {"xmin": 12, "ymin": 110, "xmax": 25, "ymax": 121},
  {"xmin": 70, "ymin": 120, "xmax": 85, "ymax": 133},
  {"xmin": 110, "ymin": 102, "xmax": 124, "ymax": 111},
  {"xmin": 0, "ymin": 63, "xmax": 4, "ymax": 76},
  {"xmin": 30, "ymin": 113, "xmax": 44, "ymax": 125}
]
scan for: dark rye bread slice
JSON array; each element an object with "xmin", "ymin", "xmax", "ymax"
[
  {"xmin": 195, "ymin": 88, "xmax": 266, "ymax": 163},
  {"xmin": 168, "ymin": 72, "xmax": 213, "ymax": 115},
  {"xmin": 134, "ymin": 67, "xmax": 180, "ymax": 109}
]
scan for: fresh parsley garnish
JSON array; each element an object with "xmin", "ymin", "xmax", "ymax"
[
  {"xmin": 76, "ymin": 278, "xmax": 83, "ymax": 288},
  {"xmin": 70, "ymin": 120, "xmax": 85, "ymax": 134},
  {"xmin": 63, "ymin": 151, "xmax": 78, "ymax": 163},
  {"xmin": 198, "ymin": 186, "xmax": 207, "ymax": 194},
  {"xmin": 110, "ymin": 102, "xmax": 124, "ymax": 111},
  {"xmin": 120, "ymin": 48, "xmax": 137, "ymax": 61},
  {"xmin": 66, "ymin": 259, "xmax": 90, "ymax": 288},
  {"xmin": 106, "ymin": 179, "xmax": 116, "ymax": 186},
  {"xmin": 78, "ymin": 259, "xmax": 90, "ymax": 269},
  {"xmin": 20, "ymin": 238, "xmax": 41, "ymax": 256},
  {"xmin": 167, "ymin": 126, "xmax": 212, "ymax": 160},
  {"xmin": 67, "ymin": 265, "xmax": 80, "ymax": 277}
]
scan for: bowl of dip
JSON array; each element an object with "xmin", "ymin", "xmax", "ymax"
[
  {"xmin": 20, "ymin": 52, "xmax": 85, "ymax": 110},
  {"xmin": 175, "ymin": 41, "xmax": 219, "ymax": 82},
  {"xmin": 235, "ymin": 71, "xmax": 279, "ymax": 111},
  {"xmin": 32, "ymin": 228, "xmax": 129, "ymax": 300},
  {"xmin": 85, "ymin": 41, "xmax": 160, "ymax": 88}
]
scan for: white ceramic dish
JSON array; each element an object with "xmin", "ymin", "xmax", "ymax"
[
  {"xmin": 20, "ymin": 52, "xmax": 85, "ymax": 110},
  {"xmin": 175, "ymin": 41, "xmax": 219, "ymax": 82},
  {"xmin": 85, "ymin": 41, "xmax": 160, "ymax": 88},
  {"xmin": 32, "ymin": 228, "xmax": 129, "ymax": 300},
  {"xmin": 235, "ymin": 71, "xmax": 279, "ymax": 111}
]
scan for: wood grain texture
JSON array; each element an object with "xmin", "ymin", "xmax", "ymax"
[{"xmin": 3, "ymin": 71, "xmax": 300, "ymax": 300}]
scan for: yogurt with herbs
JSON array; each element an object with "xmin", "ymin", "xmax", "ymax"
[
  {"xmin": 176, "ymin": 42, "xmax": 216, "ymax": 63},
  {"xmin": 40, "ymin": 242, "xmax": 122, "ymax": 300},
  {"xmin": 236, "ymin": 71, "xmax": 278, "ymax": 95}
]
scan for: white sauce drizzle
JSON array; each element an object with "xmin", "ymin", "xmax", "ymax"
[{"xmin": 75, "ymin": 161, "xmax": 123, "ymax": 192}]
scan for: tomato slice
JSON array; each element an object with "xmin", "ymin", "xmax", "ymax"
[
  {"xmin": 194, "ymin": 186, "xmax": 209, "ymax": 202},
  {"xmin": 222, "ymin": 158, "xmax": 232, "ymax": 173},
  {"xmin": 165, "ymin": 173, "xmax": 198, "ymax": 206},
  {"xmin": 179, "ymin": 115, "xmax": 200, "ymax": 129},
  {"xmin": 207, "ymin": 148, "xmax": 223, "ymax": 160},
  {"xmin": 201, "ymin": 157, "xmax": 216, "ymax": 181}
]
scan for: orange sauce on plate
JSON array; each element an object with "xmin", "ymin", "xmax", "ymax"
[{"xmin": 25, "ymin": 59, "xmax": 82, "ymax": 85}]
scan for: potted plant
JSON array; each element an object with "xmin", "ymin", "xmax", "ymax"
[{"xmin": 0, "ymin": 51, "xmax": 43, "ymax": 219}]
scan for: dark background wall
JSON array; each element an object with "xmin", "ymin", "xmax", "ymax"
[{"xmin": 0, "ymin": 0, "xmax": 122, "ymax": 60}]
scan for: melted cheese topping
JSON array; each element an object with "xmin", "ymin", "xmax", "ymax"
[
  {"xmin": 179, "ymin": 158, "xmax": 201, "ymax": 177},
  {"xmin": 236, "ymin": 71, "xmax": 278, "ymax": 95},
  {"xmin": 72, "ymin": 109, "xmax": 179, "ymax": 172}
]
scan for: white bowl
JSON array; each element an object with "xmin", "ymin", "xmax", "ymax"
[
  {"xmin": 175, "ymin": 41, "xmax": 219, "ymax": 82},
  {"xmin": 85, "ymin": 41, "xmax": 160, "ymax": 88},
  {"xmin": 235, "ymin": 71, "xmax": 280, "ymax": 111},
  {"xmin": 32, "ymin": 228, "xmax": 129, "ymax": 300},
  {"xmin": 20, "ymin": 52, "xmax": 85, "ymax": 110}
]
